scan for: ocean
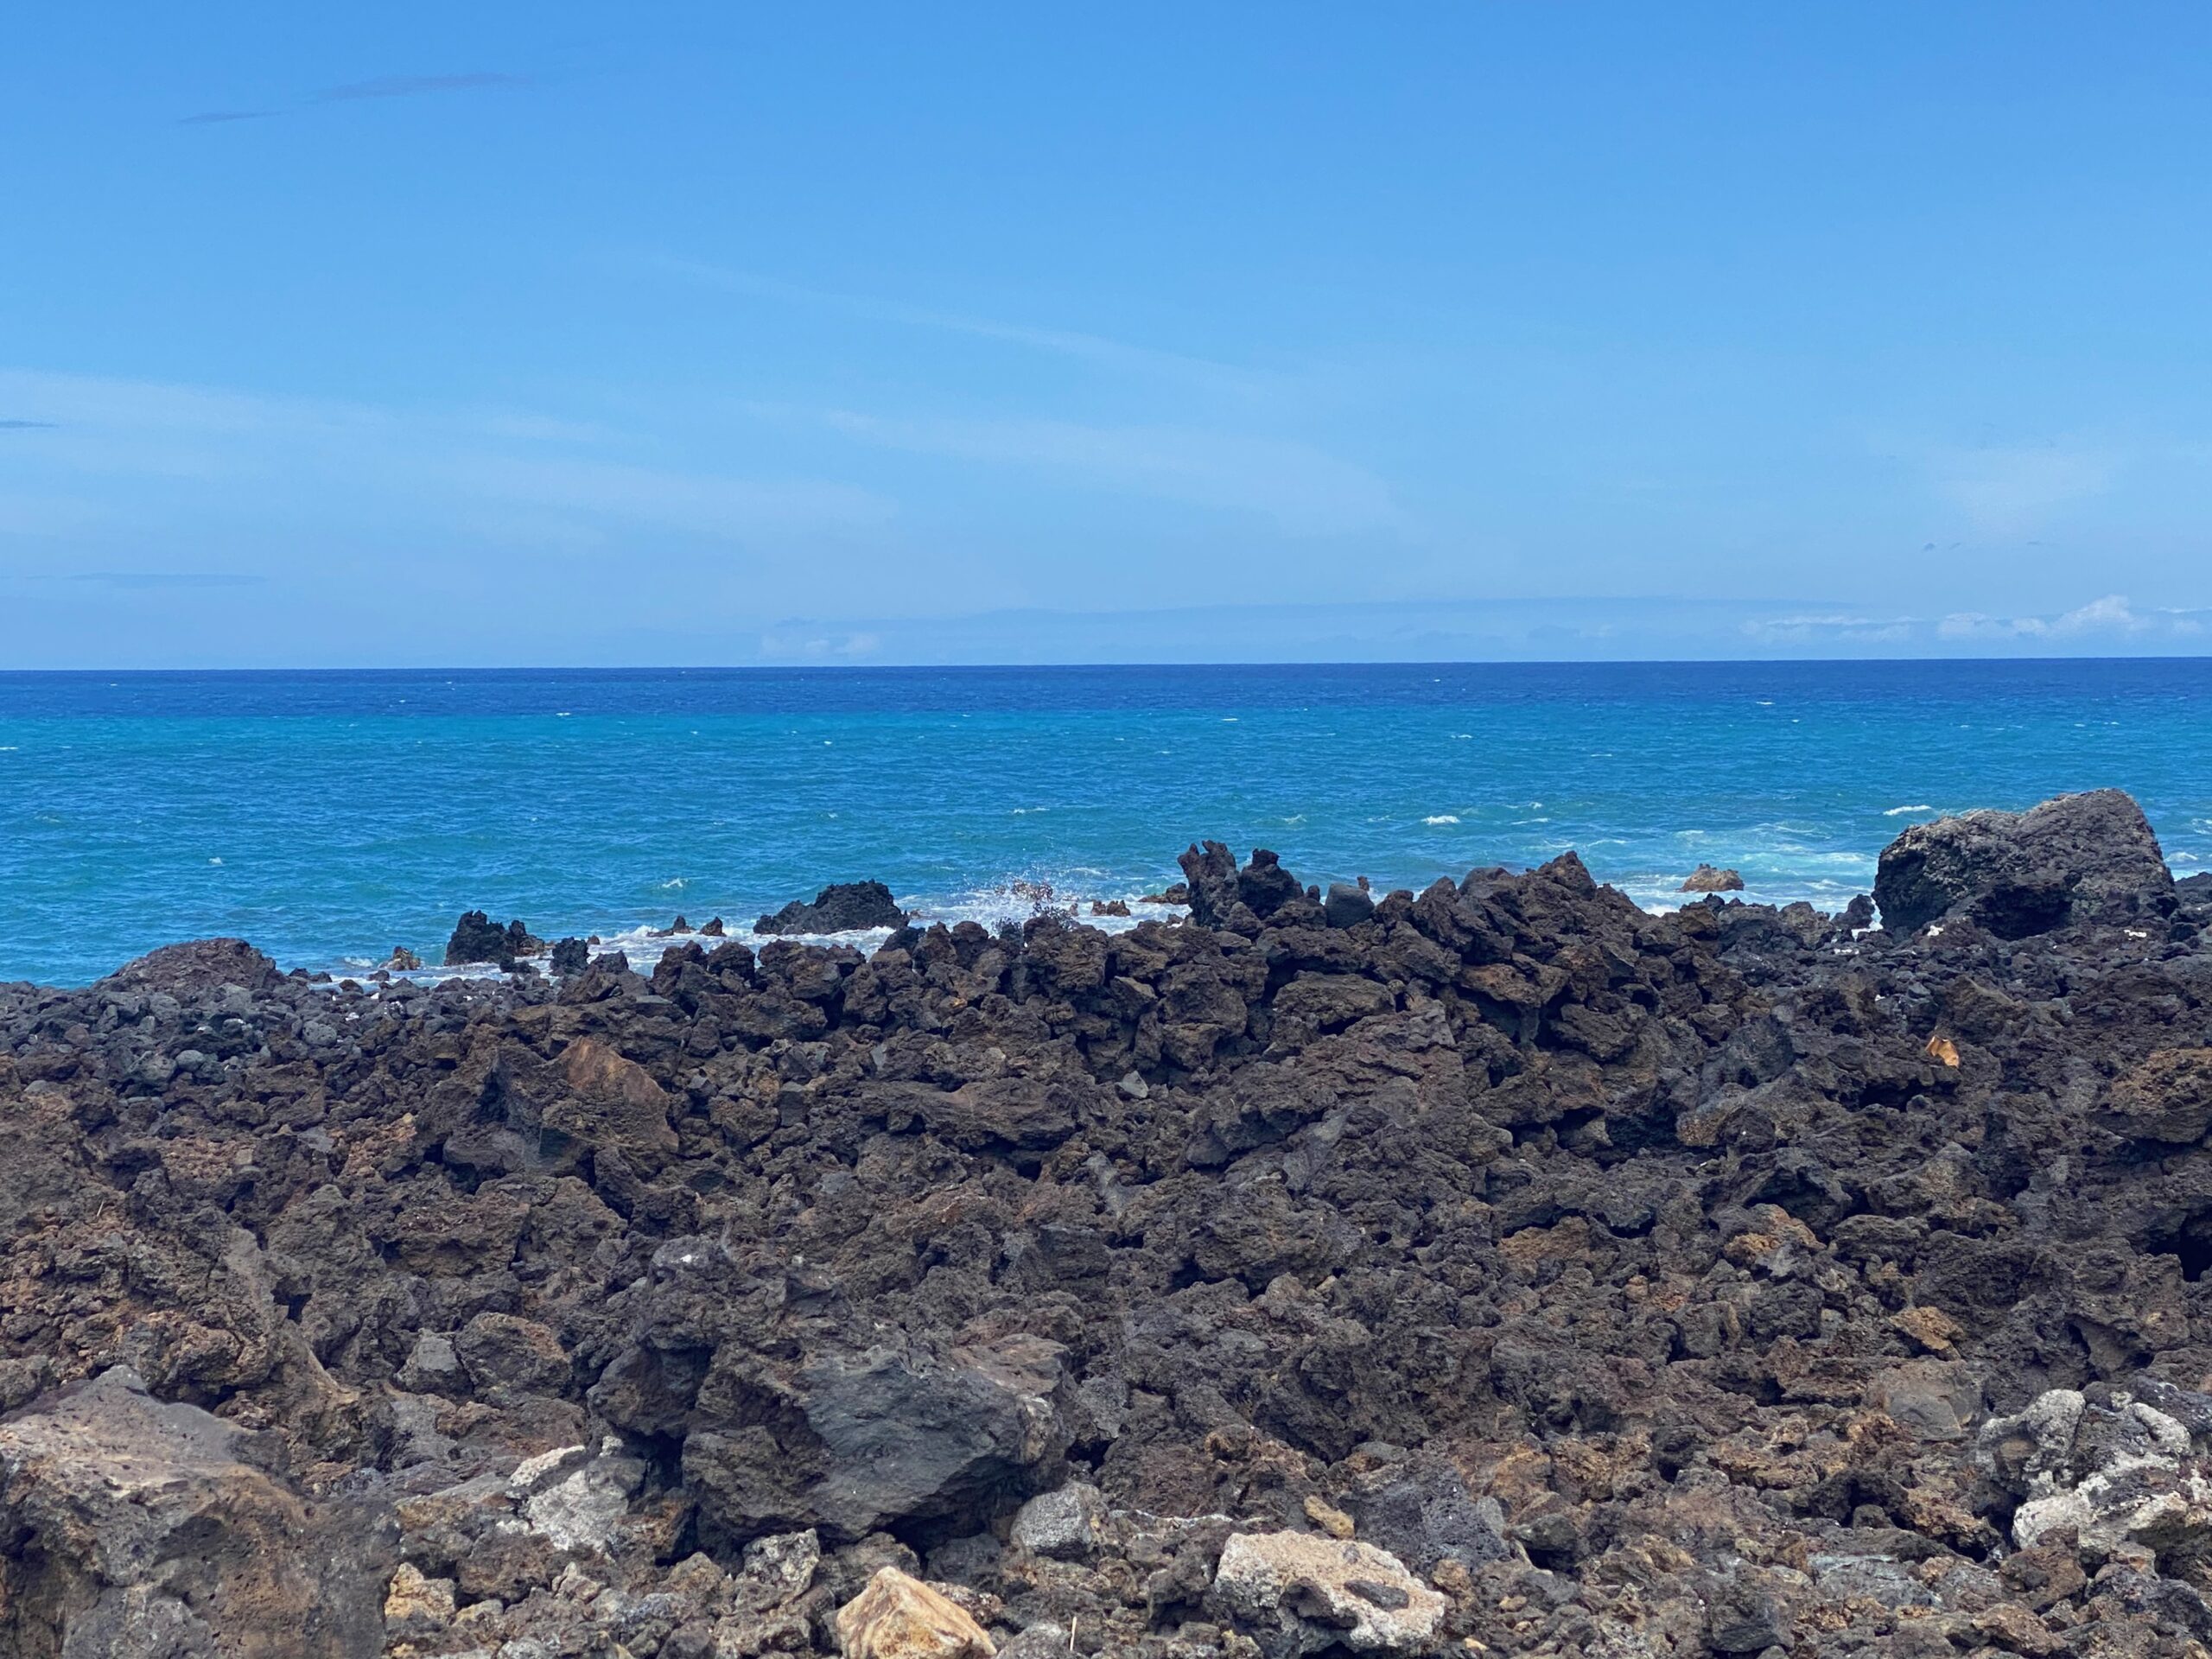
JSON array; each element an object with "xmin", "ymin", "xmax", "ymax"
[{"xmin": 3, "ymin": 659, "xmax": 2209, "ymax": 987}]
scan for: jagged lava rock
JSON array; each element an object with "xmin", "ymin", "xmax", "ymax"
[
  {"xmin": 755, "ymin": 880, "xmax": 906, "ymax": 936},
  {"xmin": 442, "ymin": 908, "xmax": 544, "ymax": 966},
  {"xmin": 4, "ymin": 792, "xmax": 2212, "ymax": 1656},
  {"xmin": 1874, "ymin": 787, "xmax": 2176, "ymax": 936}
]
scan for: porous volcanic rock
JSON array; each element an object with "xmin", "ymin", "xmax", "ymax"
[
  {"xmin": 4, "ymin": 793, "xmax": 2212, "ymax": 1656},
  {"xmin": 0, "ymin": 1366, "xmax": 392, "ymax": 1656},
  {"xmin": 1874, "ymin": 787, "xmax": 2177, "ymax": 937},
  {"xmin": 442, "ymin": 909, "xmax": 545, "ymax": 967},
  {"xmin": 754, "ymin": 880, "xmax": 906, "ymax": 936}
]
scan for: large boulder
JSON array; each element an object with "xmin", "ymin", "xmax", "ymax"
[
  {"xmin": 683, "ymin": 1336, "xmax": 1070, "ymax": 1546},
  {"xmin": 0, "ymin": 1367, "xmax": 393, "ymax": 1657},
  {"xmin": 1873, "ymin": 790, "xmax": 2176, "ymax": 938},
  {"xmin": 753, "ymin": 880, "xmax": 906, "ymax": 936}
]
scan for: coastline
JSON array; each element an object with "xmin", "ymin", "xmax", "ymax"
[
  {"xmin": 4, "ymin": 793, "xmax": 2212, "ymax": 1652},
  {"xmin": 8, "ymin": 658, "xmax": 2212, "ymax": 988}
]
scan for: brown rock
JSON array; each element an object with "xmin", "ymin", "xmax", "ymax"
[
  {"xmin": 834, "ymin": 1566, "xmax": 995, "ymax": 1657},
  {"xmin": 1680, "ymin": 864, "xmax": 1745, "ymax": 893},
  {"xmin": 0, "ymin": 1368, "xmax": 393, "ymax": 1656}
]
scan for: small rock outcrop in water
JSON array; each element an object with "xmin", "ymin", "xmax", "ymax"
[
  {"xmin": 1679, "ymin": 862, "xmax": 1745, "ymax": 893},
  {"xmin": 753, "ymin": 879, "xmax": 906, "ymax": 935},
  {"xmin": 442, "ymin": 909, "xmax": 545, "ymax": 967},
  {"xmin": 1875, "ymin": 786, "xmax": 2177, "ymax": 937},
  {"xmin": 5, "ymin": 790, "xmax": 2212, "ymax": 1655}
]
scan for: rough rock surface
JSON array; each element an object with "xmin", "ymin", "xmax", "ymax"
[
  {"xmin": 1681, "ymin": 865, "xmax": 1745, "ymax": 894},
  {"xmin": 1211, "ymin": 1530, "xmax": 1446, "ymax": 1654},
  {"xmin": 1874, "ymin": 788, "xmax": 2177, "ymax": 937},
  {"xmin": 442, "ymin": 911, "xmax": 545, "ymax": 968},
  {"xmin": 755, "ymin": 880, "xmax": 907, "ymax": 936},
  {"xmin": 835, "ymin": 1565, "xmax": 995, "ymax": 1656},
  {"xmin": 3, "ymin": 795, "xmax": 2212, "ymax": 1655},
  {"xmin": 0, "ymin": 1366, "xmax": 391, "ymax": 1656}
]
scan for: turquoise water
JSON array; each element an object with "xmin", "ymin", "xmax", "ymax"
[{"xmin": 3, "ymin": 660, "xmax": 2209, "ymax": 986}]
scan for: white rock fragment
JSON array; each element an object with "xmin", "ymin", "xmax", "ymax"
[{"xmin": 1211, "ymin": 1530, "xmax": 1446, "ymax": 1655}]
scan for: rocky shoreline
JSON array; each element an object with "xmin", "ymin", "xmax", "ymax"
[{"xmin": 5, "ymin": 791, "xmax": 2212, "ymax": 1657}]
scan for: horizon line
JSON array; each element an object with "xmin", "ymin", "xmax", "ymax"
[{"xmin": 6, "ymin": 652, "xmax": 2212, "ymax": 677}]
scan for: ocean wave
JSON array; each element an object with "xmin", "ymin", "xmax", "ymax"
[
  {"xmin": 1424, "ymin": 814, "xmax": 1459, "ymax": 825},
  {"xmin": 1884, "ymin": 804, "xmax": 1935, "ymax": 817}
]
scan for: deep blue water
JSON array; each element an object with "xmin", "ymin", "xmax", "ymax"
[{"xmin": 3, "ymin": 660, "xmax": 2209, "ymax": 986}]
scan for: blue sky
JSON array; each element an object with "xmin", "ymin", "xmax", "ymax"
[{"xmin": 5, "ymin": 3, "xmax": 2212, "ymax": 665}]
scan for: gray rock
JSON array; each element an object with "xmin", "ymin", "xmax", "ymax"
[
  {"xmin": 397, "ymin": 1332, "xmax": 463, "ymax": 1395},
  {"xmin": 1010, "ymin": 1481, "xmax": 1103, "ymax": 1560},
  {"xmin": 1324, "ymin": 882, "xmax": 1376, "ymax": 929},
  {"xmin": 1344, "ymin": 1456, "xmax": 1516, "ymax": 1575},
  {"xmin": 684, "ymin": 1335, "xmax": 1069, "ymax": 1544},
  {"xmin": 1874, "ymin": 789, "xmax": 2176, "ymax": 937}
]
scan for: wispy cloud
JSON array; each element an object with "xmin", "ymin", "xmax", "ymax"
[
  {"xmin": 1760, "ymin": 593, "xmax": 2211, "ymax": 649},
  {"xmin": 443, "ymin": 453, "xmax": 893, "ymax": 537},
  {"xmin": 786, "ymin": 405, "xmax": 1403, "ymax": 537},
  {"xmin": 640, "ymin": 255, "xmax": 1268, "ymax": 397},
  {"xmin": 314, "ymin": 72, "xmax": 527, "ymax": 104},
  {"xmin": 0, "ymin": 419, "xmax": 58, "ymax": 430},
  {"xmin": 0, "ymin": 366, "xmax": 892, "ymax": 549},
  {"xmin": 1924, "ymin": 440, "xmax": 2120, "ymax": 532},
  {"xmin": 176, "ymin": 110, "xmax": 275, "ymax": 127}
]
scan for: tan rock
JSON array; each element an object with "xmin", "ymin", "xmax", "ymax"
[
  {"xmin": 1680, "ymin": 864, "xmax": 1745, "ymax": 893},
  {"xmin": 1303, "ymin": 1494, "xmax": 1356, "ymax": 1539},
  {"xmin": 1892, "ymin": 1305, "xmax": 1967, "ymax": 1356},
  {"xmin": 383, "ymin": 1562, "xmax": 457, "ymax": 1637},
  {"xmin": 834, "ymin": 1566, "xmax": 995, "ymax": 1657}
]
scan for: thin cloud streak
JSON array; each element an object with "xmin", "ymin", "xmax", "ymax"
[
  {"xmin": 805, "ymin": 405, "xmax": 1404, "ymax": 537},
  {"xmin": 313, "ymin": 73, "xmax": 528, "ymax": 104},
  {"xmin": 179, "ymin": 72, "xmax": 525, "ymax": 128},
  {"xmin": 0, "ymin": 366, "xmax": 897, "ymax": 548},
  {"xmin": 0, "ymin": 419, "xmax": 59, "ymax": 430},
  {"xmin": 642, "ymin": 255, "xmax": 1269, "ymax": 397}
]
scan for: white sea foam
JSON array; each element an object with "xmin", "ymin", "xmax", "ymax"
[
  {"xmin": 1883, "ymin": 804, "xmax": 1935, "ymax": 817},
  {"xmin": 1424, "ymin": 815, "xmax": 1459, "ymax": 825}
]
